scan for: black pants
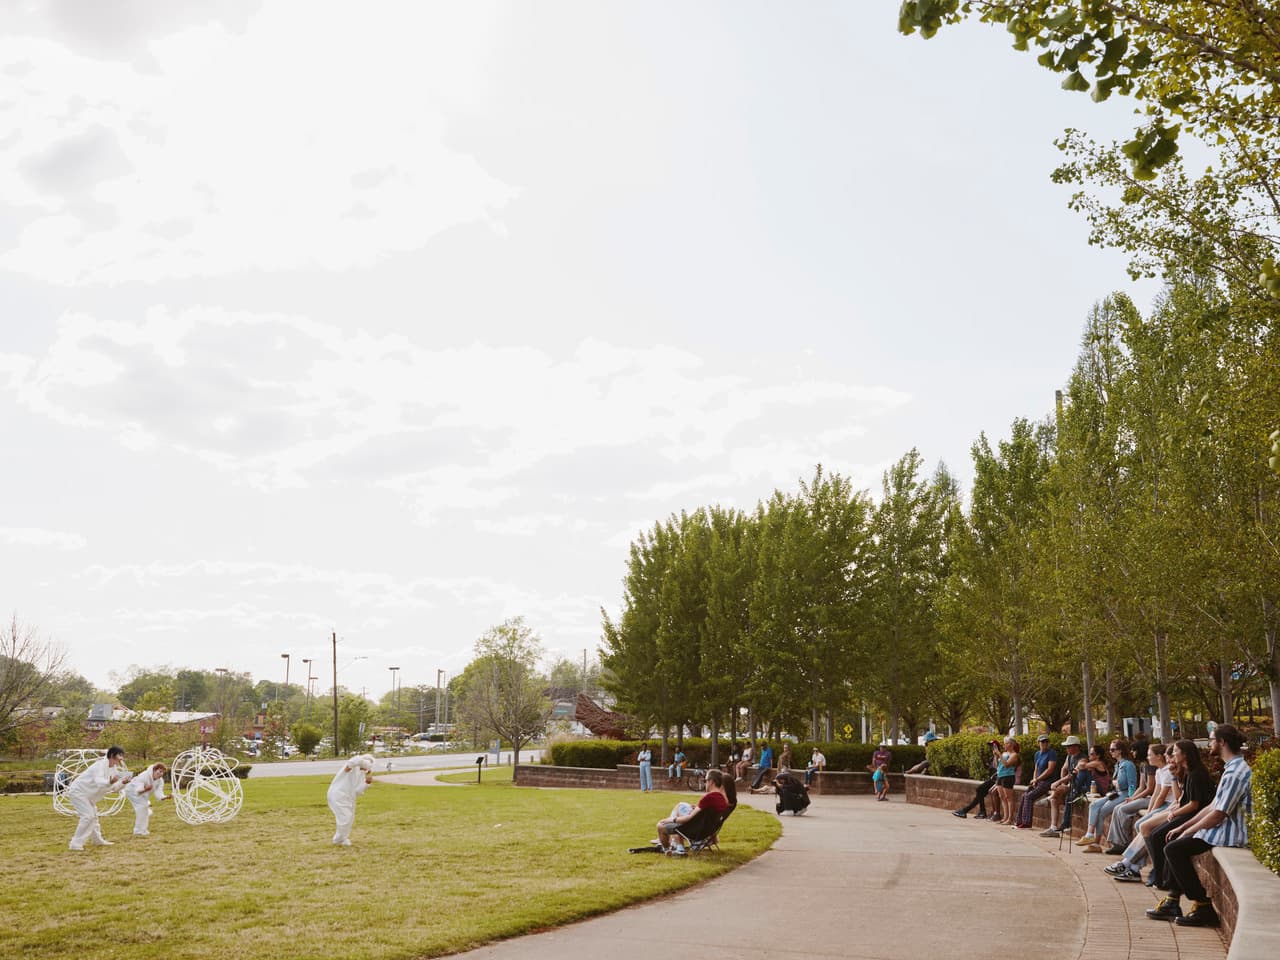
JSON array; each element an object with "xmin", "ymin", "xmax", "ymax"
[
  {"xmin": 1164, "ymin": 835, "xmax": 1213, "ymax": 902},
  {"xmin": 750, "ymin": 765, "xmax": 771, "ymax": 790},
  {"xmin": 959, "ymin": 775, "xmax": 997, "ymax": 815},
  {"xmin": 1145, "ymin": 813, "xmax": 1195, "ymax": 886}
]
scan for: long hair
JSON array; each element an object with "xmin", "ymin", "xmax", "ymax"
[
  {"xmin": 1175, "ymin": 739, "xmax": 1203, "ymax": 773},
  {"xmin": 707, "ymin": 768, "xmax": 737, "ymax": 807}
]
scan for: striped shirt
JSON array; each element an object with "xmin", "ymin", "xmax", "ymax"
[{"xmin": 1196, "ymin": 755, "xmax": 1252, "ymax": 848}]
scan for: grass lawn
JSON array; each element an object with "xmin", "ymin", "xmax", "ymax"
[{"xmin": 0, "ymin": 776, "xmax": 779, "ymax": 960}]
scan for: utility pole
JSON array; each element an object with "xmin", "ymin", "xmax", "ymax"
[{"xmin": 332, "ymin": 631, "xmax": 339, "ymax": 756}]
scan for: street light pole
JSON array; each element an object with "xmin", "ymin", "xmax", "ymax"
[
  {"xmin": 436, "ymin": 669, "xmax": 443, "ymax": 738},
  {"xmin": 279, "ymin": 653, "xmax": 290, "ymax": 702},
  {"xmin": 302, "ymin": 658, "xmax": 313, "ymax": 719},
  {"xmin": 389, "ymin": 666, "xmax": 400, "ymax": 712},
  {"xmin": 331, "ymin": 631, "xmax": 339, "ymax": 757}
]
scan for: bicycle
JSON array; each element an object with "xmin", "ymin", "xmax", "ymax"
[{"xmin": 683, "ymin": 764, "xmax": 709, "ymax": 792}]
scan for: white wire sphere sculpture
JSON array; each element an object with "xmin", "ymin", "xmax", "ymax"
[
  {"xmin": 170, "ymin": 747, "xmax": 244, "ymax": 824},
  {"xmin": 52, "ymin": 749, "xmax": 130, "ymax": 817}
]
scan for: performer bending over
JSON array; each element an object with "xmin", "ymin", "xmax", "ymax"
[
  {"xmin": 127, "ymin": 762, "xmax": 168, "ymax": 836},
  {"xmin": 67, "ymin": 746, "xmax": 130, "ymax": 850},
  {"xmin": 327, "ymin": 754, "xmax": 375, "ymax": 845}
]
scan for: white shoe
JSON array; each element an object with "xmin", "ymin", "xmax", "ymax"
[
  {"xmin": 668, "ymin": 844, "xmax": 686, "ymax": 856},
  {"xmin": 68, "ymin": 844, "xmax": 85, "ymax": 851},
  {"xmin": 134, "ymin": 831, "xmax": 150, "ymax": 837},
  {"xmin": 95, "ymin": 839, "xmax": 114, "ymax": 846},
  {"xmin": 339, "ymin": 839, "xmax": 352, "ymax": 846}
]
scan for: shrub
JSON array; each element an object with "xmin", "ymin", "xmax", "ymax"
[
  {"xmin": 927, "ymin": 732, "xmax": 1067, "ymax": 782},
  {"xmin": 1249, "ymin": 743, "xmax": 1280, "ymax": 876},
  {"xmin": 0, "ymin": 772, "xmax": 46, "ymax": 794}
]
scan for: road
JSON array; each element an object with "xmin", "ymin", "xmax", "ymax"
[{"xmin": 245, "ymin": 749, "xmax": 542, "ymax": 778}]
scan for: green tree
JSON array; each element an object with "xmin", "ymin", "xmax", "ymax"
[
  {"xmin": 290, "ymin": 721, "xmax": 323, "ymax": 757},
  {"xmin": 0, "ymin": 615, "xmax": 65, "ymax": 745},
  {"xmin": 455, "ymin": 617, "xmax": 550, "ymax": 764}
]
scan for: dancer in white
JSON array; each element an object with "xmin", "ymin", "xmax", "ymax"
[
  {"xmin": 327, "ymin": 753, "xmax": 375, "ymax": 845},
  {"xmin": 127, "ymin": 762, "xmax": 168, "ymax": 836},
  {"xmin": 67, "ymin": 746, "xmax": 130, "ymax": 850}
]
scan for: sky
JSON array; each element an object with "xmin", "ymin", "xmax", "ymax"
[{"xmin": 0, "ymin": 1, "xmax": 1161, "ymax": 700}]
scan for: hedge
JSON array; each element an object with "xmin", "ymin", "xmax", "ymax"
[
  {"xmin": 926, "ymin": 732, "xmax": 1072, "ymax": 783},
  {"xmin": 547, "ymin": 738, "xmax": 926, "ymax": 772},
  {"xmin": 1249, "ymin": 743, "xmax": 1280, "ymax": 876},
  {"xmin": 0, "ymin": 772, "xmax": 47, "ymax": 794}
]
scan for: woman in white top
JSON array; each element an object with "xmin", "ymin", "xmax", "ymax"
[
  {"xmin": 127, "ymin": 762, "xmax": 168, "ymax": 836},
  {"xmin": 1104, "ymin": 743, "xmax": 1179, "ymax": 881},
  {"xmin": 67, "ymin": 746, "xmax": 130, "ymax": 850},
  {"xmin": 327, "ymin": 753, "xmax": 375, "ymax": 845}
]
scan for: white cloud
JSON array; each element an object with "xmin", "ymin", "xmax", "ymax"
[
  {"xmin": 0, "ymin": 526, "xmax": 87, "ymax": 551},
  {"xmin": 0, "ymin": 4, "xmax": 516, "ymax": 283},
  {"xmin": 3, "ymin": 310, "xmax": 911, "ymax": 505}
]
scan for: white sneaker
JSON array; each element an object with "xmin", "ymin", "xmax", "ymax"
[
  {"xmin": 134, "ymin": 831, "xmax": 150, "ymax": 837},
  {"xmin": 95, "ymin": 839, "xmax": 114, "ymax": 846},
  {"xmin": 68, "ymin": 844, "xmax": 85, "ymax": 851},
  {"xmin": 339, "ymin": 839, "xmax": 352, "ymax": 846},
  {"xmin": 668, "ymin": 844, "xmax": 686, "ymax": 856}
]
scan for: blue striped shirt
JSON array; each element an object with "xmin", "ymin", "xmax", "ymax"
[{"xmin": 1196, "ymin": 755, "xmax": 1252, "ymax": 847}]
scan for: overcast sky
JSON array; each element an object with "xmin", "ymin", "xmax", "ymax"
[{"xmin": 1, "ymin": 1, "xmax": 1160, "ymax": 699}]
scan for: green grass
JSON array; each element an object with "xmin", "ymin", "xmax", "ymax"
[
  {"xmin": 435, "ymin": 766, "xmax": 515, "ymax": 785},
  {"xmin": 0, "ymin": 777, "xmax": 779, "ymax": 960}
]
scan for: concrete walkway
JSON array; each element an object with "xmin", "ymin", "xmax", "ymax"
[{"xmin": 446, "ymin": 793, "xmax": 1226, "ymax": 960}]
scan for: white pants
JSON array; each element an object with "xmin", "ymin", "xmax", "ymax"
[
  {"xmin": 69, "ymin": 794, "xmax": 104, "ymax": 848},
  {"xmin": 329, "ymin": 798, "xmax": 355, "ymax": 844},
  {"xmin": 129, "ymin": 795, "xmax": 152, "ymax": 834}
]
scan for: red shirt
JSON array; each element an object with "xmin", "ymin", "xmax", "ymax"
[{"xmin": 697, "ymin": 791, "xmax": 730, "ymax": 814}]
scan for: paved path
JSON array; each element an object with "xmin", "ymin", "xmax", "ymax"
[{"xmin": 445, "ymin": 793, "xmax": 1226, "ymax": 960}]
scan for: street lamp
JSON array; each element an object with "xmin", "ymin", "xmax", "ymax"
[
  {"xmin": 279, "ymin": 653, "xmax": 290, "ymax": 702},
  {"xmin": 436, "ymin": 669, "xmax": 445, "ymax": 739},
  {"xmin": 302, "ymin": 658, "xmax": 314, "ymax": 720},
  {"xmin": 215, "ymin": 667, "xmax": 229, "ymax": 747},
  {"xmin": 389, "ymin": 666, "xmax": 400, "ymax": 711}
]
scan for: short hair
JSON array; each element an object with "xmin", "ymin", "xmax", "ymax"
[
  {"xmin": 106, "ymin": 746, "xmax": 124, "ymax": 760},
  {"xmin": 1213, "ymin": 723, "xmax": 1245, "ymax": 752}
]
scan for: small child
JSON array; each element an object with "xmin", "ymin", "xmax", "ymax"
[{"xmin": 873, "ymin": 763, "xmax": 888, "ymax": 801}]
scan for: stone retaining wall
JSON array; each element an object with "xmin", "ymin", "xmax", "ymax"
[
  {"xmin": 905, "ymin": 774, "xmax": 1280, "ymax": 959},
  {"xmin": 514, "ymin": 764, "xmax": 904, "ymax": 795}
]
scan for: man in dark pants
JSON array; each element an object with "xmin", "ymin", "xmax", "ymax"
[
  {"xmin": 1147, "ymin": 725, "xmax": 1253, "ymax": 927},
  {"xmin": 953, "ymin": 740, "xmax": 1000, "ymax": 819},
  {"xmin": 1015, "ymin": 734, "xmax": 1058, "ymax": 828}
]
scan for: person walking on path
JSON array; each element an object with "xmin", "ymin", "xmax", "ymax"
[
  {"xmin": 67, "ymin": 746, "xmax": 130, "ymax": 850},
  {"xmin": 1147, "ymin": 724, "xmax": 1252, "ymax": 928},
  {"xmin": 637, "ymin": 744, "xmax": 653, "ymax": 792},
  {"xmin": 327, "ymin": 753, "xmax": 375, "ymax": 845}
]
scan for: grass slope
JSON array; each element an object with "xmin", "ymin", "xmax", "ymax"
[{"xmin": 0, "ymin": 777, "xmax": 778, "ymax": 960}]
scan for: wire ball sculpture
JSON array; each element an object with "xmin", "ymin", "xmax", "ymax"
[
  {"xmin": 52, "ymin": 748, "xmax": 130, "ymax": 818},
  {"xmin": 170, "ymin": 747, "xmax": 244, "ymax": 824}
]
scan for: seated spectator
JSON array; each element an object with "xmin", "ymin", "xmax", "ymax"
[
  {"xmin": 726, "ymin": 742, "xmax": 742, "ymax": 775},
  {"xmin": 954, "ymin": 740, "xmax": 1001, "ymax": 820},
  {"xmin": 867, "ymin": 743, "xmax": 892, "ymax": 775},
  {"xmin": 1078, "ymin": 739, "xmax": 1137, "ymax": 850},
  {"xmin": 995, "ymin": 737, "xmax": 1021, "ymax": 825},
  {"xmin": 1147, "ymin": 724, "xmax": 1251, "ymax": 927},
  {"xmin": 1143, "ymin": 739, "xmax": 1215, "ymax": 892},
  {"xmin": 1104, "ymin": 741, "xmax": 1155, "ymax": 853},
  {"xmin": 905, "ymin": 758, "xmax": 930, "ymax": 775},
  {"xmin": 1040, "ymin": 735, "xmax": 1083, "ymax": 837},
  {"xmin": 668, "ymin": 747, "xmax": 686, "ymax": 781},
  {"xmin": 777, "ymin": 744, "xmax": 793, "ymax": 776},
  {"xmin": 749, "ymin": 742, "xmax": 775, "ymax": 792},
  {"xmin": 1015, "ymin": 733, "xmax": 1058, "ymax": 828},
  {"xmin": 655, "ymin": 769, "xmax": 735, "ymax": 856},
  {"xmin": 1106, "ymin": 742, "xmax": 1177, "ymax": 881},
  {"xmin": 804, "ymin": 747, "xmax": 826, "ymax": 786},
  {"xmin": 735, "ymin": 742, "xmax": 754, "ymax": 782}
]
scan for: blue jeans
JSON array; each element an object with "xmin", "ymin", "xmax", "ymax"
[{"xmin": 639, "ymin": 762, "xmax": 652, "ymax": 791}]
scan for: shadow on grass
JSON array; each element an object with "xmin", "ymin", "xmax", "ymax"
[{"xmin": 0, "ymin": 774, "xmax": 780, "ymax": 960}]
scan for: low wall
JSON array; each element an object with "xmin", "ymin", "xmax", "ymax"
[
  {"xmin": 514, "ymin": 764, "xmax": 905, "ymax": 795},
  {"xmin": 906, "ymin": 775, "xmax": 1280, "ymax": 959}
]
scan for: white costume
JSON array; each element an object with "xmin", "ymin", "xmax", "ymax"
[
  {"xmin": 67, "ymin": 756, "xmax": 129, "ymax": 850},
  {"xmin": 326, "ymin": 753, "xmax": 375, "ymax": 845},
  {"xmin": 127, "ymin": 765, "xmax": 167, "ymax": 835}
]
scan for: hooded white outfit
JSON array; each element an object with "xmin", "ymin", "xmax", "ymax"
[
  {"xmin": 67, "ymin": 757, "xmax": 129, "ymax": 849},
  {"xmin": 327, "ymin": 754, "xmax": 375, "ymax": 845},
  {"xmin": 127, "ymin": 765, "xmax": 167, "ymax": 835}
]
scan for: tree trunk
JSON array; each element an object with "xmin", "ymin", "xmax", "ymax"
[
  {"xmin": 1082, "ymin": 646, "xmax": 1095, "ymax": 750},
  {"xmin": 1105, "ymin": 667, "xmax": 1118, "ymax": 738},
  {"xmin": 1218, "ymin": 656, "xmax": 1233, "ymax": 724},
  {"xmin": 1266, "ymin": 598, "xmax": 1280, "ymax": 737},
  {"xmin": 709, "ymin": 717, "xmax": 719, "ymax": 768},
  {"xmin": 1154, "ymin": 630, "xmax": 1171, "ymax": 742}
]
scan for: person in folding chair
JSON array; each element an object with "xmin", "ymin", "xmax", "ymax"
[{"xmin": 652, "ymin": 769, "xmax": 737, "ymax": 856}]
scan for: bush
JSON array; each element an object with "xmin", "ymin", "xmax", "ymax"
[
  {"xmin": 926, "ymin": 732, "xmax": 1068, "ymax": 782},
  {"xmin": 546, "ymin": 737, "xmax": 928, "ymax": 773},
  {"xmin": 0, "ymin": 772, "xmax": 46, "ymax": 794},
  {"xmin": 1249, "ymin": 742, "xmax": 1280, "ymax": 876}
]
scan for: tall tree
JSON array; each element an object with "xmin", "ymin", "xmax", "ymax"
[{"xmin": 0, "ymin": 615, "xmax": 66, "ymax": 745}]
